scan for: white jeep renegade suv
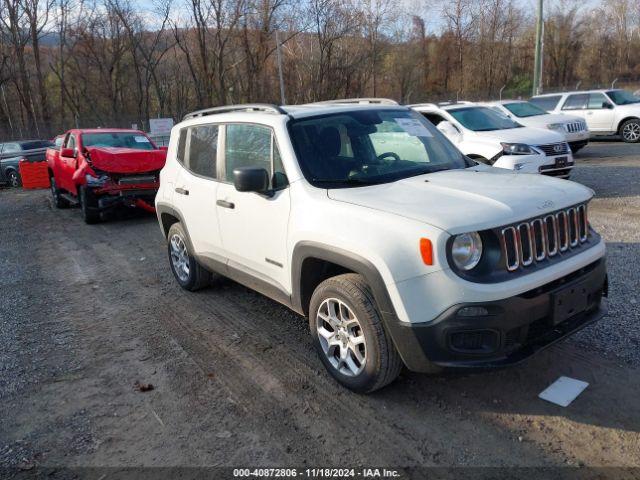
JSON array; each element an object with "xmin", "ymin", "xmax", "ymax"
[{"xmin": 156, "ymin": 102, "xmax": 607, "ymax": 392}]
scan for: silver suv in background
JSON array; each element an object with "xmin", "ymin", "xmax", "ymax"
[{"xmin": 530, "ymin": 89, "xmax": 640, "ymax": 143}]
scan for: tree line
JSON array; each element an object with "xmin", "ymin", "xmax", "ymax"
[{"xmin": 0, "ymin": 0, "xmax": 639, "ymax": 140}]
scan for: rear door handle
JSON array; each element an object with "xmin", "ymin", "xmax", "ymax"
[
  {"xmin": 175, "ymin": 187, "xmax": 189, "ymax": 195},
  {"xmin": 216, "ymin": 199, "xmax": 235, "ymax": 209}
]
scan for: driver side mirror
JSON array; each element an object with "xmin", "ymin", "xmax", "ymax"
[
  {"xmin": 233, "ymin": 167, "xmax": 270, "ymax": 195},
  {"xmin": 60, "ymin": 147, "xmax": 76, "ymax": 158},
  {"xmin": 437, "ymin": 121, "xmax": 462, "ymax": 141},
  {"xmin": 603, "ymin": 102, "xmax": 614, "ymax": 109}
]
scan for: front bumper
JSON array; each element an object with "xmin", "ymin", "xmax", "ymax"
[
  {"xmin": 493, "ymin": 153, "xmax": 574, "ymax": 178},
  {"xmin": 387, "ymin": 258, "xmax": 607, "ymax": 372}
]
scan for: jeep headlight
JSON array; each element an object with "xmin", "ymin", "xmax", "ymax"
[
  {"xmin": 501, "ymin": 143, "xmax": 538, "ymax": 155},
  {"xmin": 547, "ymin": 123, "xmax": 565, "ymax": 131},
  {"xmin": 451, "ymin": 232, "xmax": 483, "ymax": 271}
]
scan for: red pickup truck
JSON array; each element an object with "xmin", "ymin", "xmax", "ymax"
[{"xmin": 46, "ymin": 129, "xmax": 167, "ymax": 223}]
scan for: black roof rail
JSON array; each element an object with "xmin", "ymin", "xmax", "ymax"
[{"xmin": 183, "ymin": 104, "xmax": 286, "ymax": 121}]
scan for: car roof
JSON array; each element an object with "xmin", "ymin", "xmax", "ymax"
[
  {"xmin": 532, "ymin": 89, "xmax": 614, "ymax": 98},
  {"xmin": 282, "ymin": 103, "xmax": 408, "ymax": 119},
  {"xmin": 69, "ymin": 128, "xmax": 147, "ymax": 134}
]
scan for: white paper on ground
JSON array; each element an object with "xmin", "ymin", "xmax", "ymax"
[{"xmin": 538, "ymin": 376, "xmax": 589, "ymax": 407}]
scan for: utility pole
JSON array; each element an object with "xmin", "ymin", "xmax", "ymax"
[
  {"xmin": 532, "ymin": 0, "xmax": 544, "ymax": 96},
  {"xmin": 275, "ymin": 30, "xmax": 286, "ymax": 105}
]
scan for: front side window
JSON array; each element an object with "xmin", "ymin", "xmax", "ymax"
[
  {"xmin": 448, "ymin": 107, "xmax": 522, "ymax": 131},
  {"xmin": 606, "ymin": 90, "xmax": 640, "ymax": 106},
  {"xmin": 82, "ymin": 132, "xmax": 156, "ymax": 150},
  {"xmin": 503, "ymin": 102, "xmax": 548, "ymax": 118},
  {"xmin": 562, "ymin": 94, "xmax": 589, "ymax": 111},
  {"xmin": 288, "ymin": 109, "xmax": 471, "ymax": 188},
  {"xmin": 530, "ymin": 95, "xmax": 562, "ymax": 111},
  {"xmin": 587, "ymin": 93, "xmax": 610, "ymax": 109},
  {"xmin": 65, "ymin": 135, "xmax": 76, "ymax": 150},
  {"xmin": 224, "ymin": 124, "xmax": 285, "ymax": 189}
]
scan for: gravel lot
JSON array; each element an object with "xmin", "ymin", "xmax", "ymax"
[{"xmin": 1, "ymin": 141, "xmax": 639, "ymax": 477}]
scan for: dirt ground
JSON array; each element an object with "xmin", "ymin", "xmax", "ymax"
[{"xmin": 1, "ymin": 141, "xmax": 639, "ymax": 479}]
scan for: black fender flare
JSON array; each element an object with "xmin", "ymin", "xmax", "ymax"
[
  {"xmin": 291, "ymin": 241, "xmax": 440, "ymax": 372},
  {"xmin": 155, "ymin": 202, "xmax": 196, "ymax": 253}
]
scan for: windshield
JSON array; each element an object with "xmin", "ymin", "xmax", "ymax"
[
  {"xmin": 449, "ymin": 106, "xmax": 522, "ymax": 131},
  {"xmin": 503, "ymin": 102, "xmax": 548, "ymax": 118},
  {"xmin": 606, "ymin": 90, "xmax": 640, "ymax": 106},
  {"xmin": 288, "ymin": 109, "xmax": 472, "ymax": 188},
  {"xmin": 82, "ymin": 132, "xmax": 156, "ymax": 150}
]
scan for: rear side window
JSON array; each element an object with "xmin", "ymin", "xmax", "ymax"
[
  {"xmin": 176, "ymin": 125, "xmax": 219, "ymax": 179},
  {"xmin": 187, "ymin": 125, "xmax": 218, "ymax": 178},
  {"xmin": 562, "ymin": 94, "xmax": 589, "ymax": 111},
  {"xmin": 224, "ymin": 124, "xmax": 285, "ymax": 189},
  {"xmin": 530, "ymin": 95, "xmax": 562, "ymax": 111}
]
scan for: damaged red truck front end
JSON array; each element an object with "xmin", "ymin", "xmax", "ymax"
[
  {"xmin": 47, "ymin": 129, "xmax": 168, "ymax": 223},
  {"xmin": 82, "ymin": 147, "xmax": 166, "ymax": 213}
]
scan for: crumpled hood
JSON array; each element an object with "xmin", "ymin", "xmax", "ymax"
[
  {"xmin": 328, "ymin": 167, "xmax": 593, "ymax": 234},
  {"xmin": 474, "ymin": 126, "xmax": 565, "ymax": 145},
  {"xmin": 85, "ymin": 147, "xmax": 167, "ymax": 174}
]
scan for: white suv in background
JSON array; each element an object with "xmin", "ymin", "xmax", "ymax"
[
  {"xmin": 480, "ymin": 100, "xmax": 589, "ymax": 153},
  {"xmin": 411, "ymin": 103, "xmax": 574, "ymax": 178},
  {"xmin": 156, "ymin": 101, "xmax": 607, "ymax": 392},
  {"xmin": 530, "ymin": 89, "xmax": 640, "ymax": 143}
]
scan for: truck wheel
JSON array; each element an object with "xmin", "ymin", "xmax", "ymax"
[
  {"xmin": 7, "ymin": 169, "xmax": 21, "ymax": 187},
  {"xmin": 50, "ymin": 176, "xmax": 69, "ymax": 208},
  {"xmin": 309, "ymin": 273, "xmax": 402, "ymax": 393},
  {"xmin": 167, "ymin": 222, "xmax": 211, "ymax": 291},
  {"xmin": 620, "ymin": 119, "xmax": 640, "ymax": 143},
  {"xmin": 79, "ymin": 186, "xmax": 101, "ymax": 224}
]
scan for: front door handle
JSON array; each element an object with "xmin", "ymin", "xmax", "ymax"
[
  {"xmin": 216, "ymin": 199, "xmax": 235, "ymax": 209},
  {"xmin": 175, "ymin": 187, "xmax": 189, "ymax": 195}
]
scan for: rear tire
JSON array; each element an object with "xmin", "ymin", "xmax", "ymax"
[
  {"xmin": 309, "ymin": 273, "xmax": 402, "ymax": 393},
  {"xmin": 167, "ymin": 222, "xmax": 211, "ymax": 291},
  {"xmin": 620, "ymin": 119, "xmax": 640, "ymax": 143},
  {"xmin": 50, "ymin": 176, "xmax": 69, "ymax": 208},
  {"xmin": 79, "ymin": 186, "xmax": 101, "ymax": 224}
]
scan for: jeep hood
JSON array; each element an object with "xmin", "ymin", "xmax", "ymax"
[
  {"xmin": 85, "ymin": 147, "xmax": 167, "ymax": 174},
  {"xmin": 327, "ymin": 167, "xmax": 594, "ymax": 234}
]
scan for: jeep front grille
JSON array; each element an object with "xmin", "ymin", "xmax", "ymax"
[
  {"xmin": 536, "ymin": 142, "xmax": 570, "ymax": 156},
  {"xmin": 500, "ymin": 204, "xmax": 589, "ymax": 272},
  {"xmin": 565, "ymin": 121, "xmax": 586, "ymax": 133}
]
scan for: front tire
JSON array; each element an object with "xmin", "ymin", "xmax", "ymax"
[
  {"xmin": 167, "ymin": 222, "xmax": 211, "ymax": 291},
  {"xmin": 620, "ymin": 119, "xmax": 640, "ymax": 143},
  {"xmin": 79, "ymin": 186, "xmax": 101, "ymax": 224},
  {"xmin": 50, "ymin": 176, "xmax": 69, "ymax": 208},
  {"xmin": 309, "ymin": 274, "xmax": 402, "ymax": 393}
]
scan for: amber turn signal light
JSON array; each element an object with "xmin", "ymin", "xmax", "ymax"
[{"xmin": 420, "ymin": 238, "xmax": 433, "ymax": 265}]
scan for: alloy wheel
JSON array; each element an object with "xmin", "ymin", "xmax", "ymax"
[
  {"xmin": 316, "ymin": 298, "xmax": 367, "ymax": 377},
  {"xmin": 623, "ymin": 122, "xmax": 640, "ymax": 142},
  {"xmin": 9, "ymin": 171, "xmax": 20, "ymax": 187},
  {"xmin": 169, "ymin": 234, "xmax": 190, "ymax": 282}
]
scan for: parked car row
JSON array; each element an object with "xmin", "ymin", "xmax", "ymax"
[{"xmin": 4, "ymin": 97, "xmax": 613, "ymax": 392}]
